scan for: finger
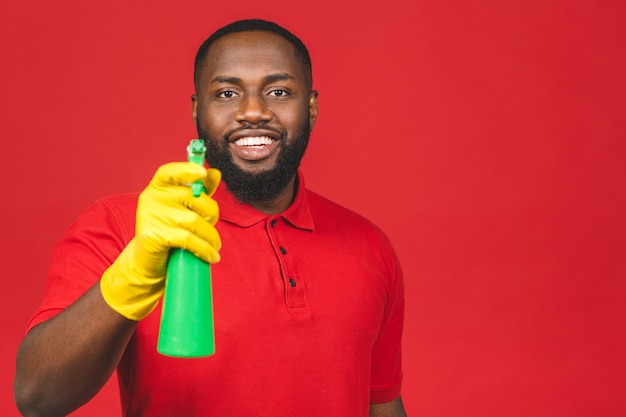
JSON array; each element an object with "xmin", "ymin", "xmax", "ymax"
[
  {"xmin": 187, "ymin": 234, "xmax": 221, "ymax": 264},
  {"xmin": 169, "ymin": 210, "xmax": 222, "ymax": 251},
  {"xmin": 137, "ymin": 181, "xmax": 205, "ymax": 216},
  {"xmin": 163, "ymin": 226, "xmax": 222, "ymax": 264},
  {"xmin": 183, "ymin": 194, "xmax": 220, "ymax": 225},
  {"xmin": 152, "ymin": 162, "xmax": 207, "ymax": 189}
]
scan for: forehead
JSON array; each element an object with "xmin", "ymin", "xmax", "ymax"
[{"xmin": 201, "ymin": 31, "xmax": 304, "ymax": 83}]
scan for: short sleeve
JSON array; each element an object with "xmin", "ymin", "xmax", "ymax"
[
  {"xmin": 26, "ymin": 194, "xmax": 138, "ymax": 332},
  {"xmin": 369, "ymin": 239, "xmax": 405, "ymax": 403}
]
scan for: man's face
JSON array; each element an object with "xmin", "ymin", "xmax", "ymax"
[{"xmin": 192, "ymin": 31, "xmax": 318, "ymax": 204}]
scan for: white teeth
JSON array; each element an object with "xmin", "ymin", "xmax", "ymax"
[{"xmin": 234, "ymin": 136, "xmax": 274, "ymax": 146}]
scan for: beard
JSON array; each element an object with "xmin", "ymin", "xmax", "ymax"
[{"xmin": 197, "ymin": 118, "xmax": 311, "ymax": 205}]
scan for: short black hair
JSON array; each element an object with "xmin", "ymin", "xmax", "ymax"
[{"xmin": 193, "ymin": 19, "xmax": 313, "ymax": 90}]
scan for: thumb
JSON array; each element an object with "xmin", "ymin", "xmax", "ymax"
[{"xmin": 203, "ymin": 168, "xmax": 222, "ymax": 197}]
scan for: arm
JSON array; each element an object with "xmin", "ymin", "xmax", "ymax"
[
  {"xmin": 14, "ymin": 162, "xmax": 222, "ymax": 417},
  {"xmin": 370, "ymin": 396, "xmax": 408, "ymax": 417},
  {"xmin": 15, "ymin": 284, "xmax": 137, "ymax": 417}
]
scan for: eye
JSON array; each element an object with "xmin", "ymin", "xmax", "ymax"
[
  {"xmin": 268, "ymin": 89, "xmax": 288, "ymax": 98},
  {"xmin": 217, "ymin": 90, "xmax": 238, "ymax": 99}
]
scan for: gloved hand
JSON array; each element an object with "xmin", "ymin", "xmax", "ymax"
[{"xmin": 100, "ymin": 162, "xmax": 222, "ymax": 321}]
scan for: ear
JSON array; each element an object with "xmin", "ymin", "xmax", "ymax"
[
  {"xmin": 191, "ymin": 94, "xmax": 198, "ymax": 125},
  {"xmin": 308, "ymin": 90, "xmax": 319, "ymax": 131}
]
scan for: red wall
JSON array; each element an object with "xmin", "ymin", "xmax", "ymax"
[{"xmin": 2, "ymin": 1, "xmax": 625, "ymax": 415}]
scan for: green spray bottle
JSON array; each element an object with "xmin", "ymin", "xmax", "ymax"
[{"xmin": 157, "ymin": 139, "xmax": 215, "ymax": 357}]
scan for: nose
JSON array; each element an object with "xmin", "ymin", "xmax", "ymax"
[{"xmin": 235, "ymin": 93, "xmax": 272, "ymax": 124}]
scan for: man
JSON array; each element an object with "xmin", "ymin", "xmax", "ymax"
[{"xmin": 15, "ymin": 19, "xmax": 407, "ymax": 417}]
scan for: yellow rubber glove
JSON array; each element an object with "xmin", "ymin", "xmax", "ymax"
[{"xmin": 100, "ymin": 162, "xmax": 222, "ymax": 321}]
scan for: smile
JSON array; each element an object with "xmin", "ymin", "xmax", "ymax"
[{"xmin": 234, "ymin": 136, "xmax": 275, "ymax": 147}]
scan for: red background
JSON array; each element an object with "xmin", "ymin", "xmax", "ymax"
[{"xmin": 2, "ymin": 0, "xmax": 625, "ymax": 415}]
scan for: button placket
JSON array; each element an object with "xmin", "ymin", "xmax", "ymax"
[{"xmin": 266, "ymin": 217, "xmax": 306, "ymax": 311}]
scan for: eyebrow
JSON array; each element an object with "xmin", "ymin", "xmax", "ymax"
[
  {"xmin": 210, "ymin": 72, "xmax": 296, "ymax": 85},
  {"xmin": 265, "ymin": 73, "xmax": 296, "ymax": 83}
]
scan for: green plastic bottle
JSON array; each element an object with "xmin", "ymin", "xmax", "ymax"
[{"xmin": 157, "ymin": 139, "xmax": 215, "ymax": 358}]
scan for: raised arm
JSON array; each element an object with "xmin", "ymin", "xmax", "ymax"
[{"xmin": 14, "ymin": 162, "xmax": 222, "ymax": 417}]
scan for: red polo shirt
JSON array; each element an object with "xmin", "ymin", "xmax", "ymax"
[{"xmin": 28, "ymin": 171, "xmax": 405, "ymax": 417}]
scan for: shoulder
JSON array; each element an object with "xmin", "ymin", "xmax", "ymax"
[
  {"xmin": 64, "ymin": 192, "xmax": 139, "ymax": 244},
  {"xmin": 305, "ymin": 188, "xmax": 389, "ymax": 239},
  {"xmin": 304, "ymin": 189, "xmax": 400, "ymax": 261},
  {"xmin": 94, "ymin": 192, "xmax": 140, "ymax": 213},
  {"xmin": 304, "ymin": 188, "xmax": 404, "ymax": 294}
]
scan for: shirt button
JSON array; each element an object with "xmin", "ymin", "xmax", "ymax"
[
  {"xmin": 280, "ymin": 247, "xmax": 287, "ymax": 254},
  {"xmin": 288, "ymin": 278, "xmax": 296, "ymax": 287},
  {"xmin": 270, "ymin": 219, "xmax": 277, "ymax": 227}
]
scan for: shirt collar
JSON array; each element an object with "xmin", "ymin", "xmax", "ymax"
[{"xmin": 215, "ymin": 169, "xmax": 315, "ymax": 231}]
